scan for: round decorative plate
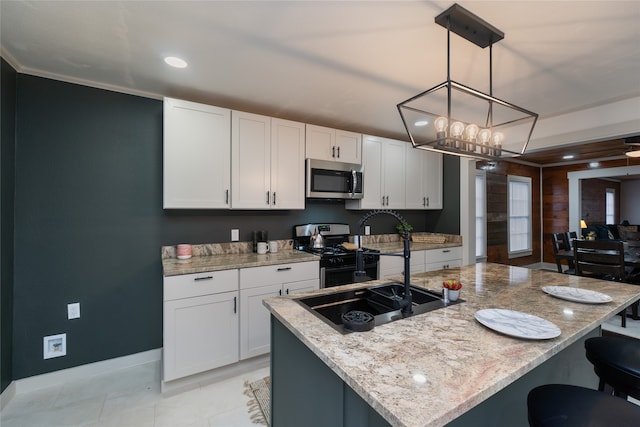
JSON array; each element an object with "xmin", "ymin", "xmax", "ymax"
[
  {"xmin": 474, "ymin": 309, "xmax": 561, "ymax": 340},
  {"xmin": 542, "ymin": 286, "xmax": 612, "ymax": 304}
]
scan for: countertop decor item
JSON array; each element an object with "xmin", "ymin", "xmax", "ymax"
[
  {"xmin": 397, "ymin": 3, "xmax": 538, "ymax": 161},
  {"xmin": 542, "ymin": 286, "xmax": 612, "ymax": 304},
  {"xmin": 474, "ymin": 308, "xmax": 561, "ymax": 340},
  {"xmin": 443, "ymin": 279, "xmax": 462, "ymax": 301}
]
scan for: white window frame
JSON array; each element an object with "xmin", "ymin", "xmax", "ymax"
[
  {"xmin": 507, "ymin": 175, "xmax": 532, "ymax": 258},
  {"xmin": 605, "ymin": 188, "xmax": 615, "ymax": 224},
  {"xmin": 475, "ymin": 171, "xmax": 487, "ymax": 260}
]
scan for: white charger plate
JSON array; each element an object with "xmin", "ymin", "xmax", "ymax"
[
  {"xmin": 474, "ymin": 309, "xmax": 561, "ymax": 340},
  {"xmin": 542, "ymin": 286, "xmax": 612, "ymax": 304}
]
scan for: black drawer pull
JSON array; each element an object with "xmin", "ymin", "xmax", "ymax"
[
  {"xmin": 442, "ymin": 249, "xmax": 451, "ymax": 253},
  {"xmin": 194, "ymin": 276, "xmax": 213, "ymax": 281},
  {"xmin": 277, "ymin": 267, "xmax": 292, "ymax": 272}
]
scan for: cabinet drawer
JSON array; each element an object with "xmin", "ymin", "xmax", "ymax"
[
  {"xmin": 164, "ymin": 269, "xmax": 238, "ymax": 301},
  {"xmin": 425, "ymin": 259, "xmax": 462, "ymax": 272},
  {"xmin": 240, "ymin": 261, "xmax": 319, "ymax": 289},
  {"xmin": 425, "ymin": 247, "xmax": 462, "ymax": 263}
]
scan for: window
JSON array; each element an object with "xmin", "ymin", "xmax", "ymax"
[
  {"xmin": 475, "ymin": 171, "xmax": 486, "ymax": 259},
  {"xmin": 606, "ymin": 188, "xmax": 615, "ymax": 224},
  {"xmin": 508, "ymin": 175, "xmax": 532, "ymax": 257}
]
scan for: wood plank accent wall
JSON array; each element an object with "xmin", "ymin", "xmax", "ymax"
[
  {"xmin": 581, "ymin": 178, "xmax": 621, "ymax": 225},
  {"xmin": 479, "ymin": 161, "xmax": 541, "ymax": 266},
  {"xmin": 541, "ymin": 157, "xmax": 639, "ymax": 263}
]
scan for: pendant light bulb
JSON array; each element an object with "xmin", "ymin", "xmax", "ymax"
[
  {"xmin": 478, "ymin": 129, "xmax": 491, "ymax": 144},
  {"xmin": 434, "ymin": 117, "xmax": 448, "ymax": 133},
  {"xmin": 450, "ymin": 121, "xmax": 465, "ymax": 138},
  {"xmin": 465, "ymin": 124, "xmax": 479, "ymax": 141}
]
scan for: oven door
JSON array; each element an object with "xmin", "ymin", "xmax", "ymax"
[{"xmin": 321, "ymin": 263, "xmax": 378, "ymax": 288}]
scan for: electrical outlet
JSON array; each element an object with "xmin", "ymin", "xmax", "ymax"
[
  {"xmin": 231, "ymin": 229, "xmax": 239, "ymax": 241},
  {"xmin": 67, "ymin": 303, "xmax": 80, "ymax": 320},
  {"xmin": 364, "ymin": 226, "xmax": 371, "ymax": 235}
]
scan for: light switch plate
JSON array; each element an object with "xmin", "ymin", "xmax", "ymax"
[
  {"xmin": 231, "ymin": 229, "xmax": 239, "ymax": 241},
  {"xmin": 364, "ymin": 226, "xmax": 371, "ymax": 235},
  {"xmin": 67, "ymin": 302, "xmax": 80, "ymax": 320}
]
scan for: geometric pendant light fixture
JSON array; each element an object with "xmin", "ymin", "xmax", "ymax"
[{"xmin": 398, "ymin": 3, "xmax": 538, "ymax": 160}]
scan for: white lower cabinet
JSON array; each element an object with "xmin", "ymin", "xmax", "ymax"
[
  {"xmin": 240, "ymin": 262, "xmax": 319, "ymax": 359},
  {"xmin": 425, "ymin": 247, "xmax": 462, "ymax": 272},
  {"xmin": 163, "ymin": 269, "xmax": 239, "ymax": 382},
  {"xmin": 379, "ymin": 247, "xmax": 462, "ymax": 278}
]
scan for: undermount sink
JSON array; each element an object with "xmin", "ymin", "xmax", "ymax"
[{"xmin": 296, "ymin": 281, "xmax": 463, "ymax": 333}]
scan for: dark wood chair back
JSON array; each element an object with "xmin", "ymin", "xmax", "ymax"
[
  {"xmin": 567, "ymin": 231, "xmax": 578, "ymax": 249},
  {"xmin": 552, "ymin": 232, "xmax": 574, "ymax": 273},
  {"xmin": 574, "ymin": 239, "xmax": 626, "ymax": 281}
]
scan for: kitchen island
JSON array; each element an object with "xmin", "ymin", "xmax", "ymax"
[{"xmin": 263, "ymin": 263, "xmax": 640, "ymax": 427}]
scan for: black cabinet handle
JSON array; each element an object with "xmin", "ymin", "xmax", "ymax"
[
  {"xmin": 332, "ymin": 146, "xmax": 336, "ymax": 158},
  {"xmin": 233, "ymin": 296, "xmax": 237, "ymax": 313},
  {"xmin": 266, "ymin": 191, "xmax": 270, "ymax": 205},
  {"xmin": 225, "ymin": 189, "xmax": 229, "ymax": 204},
  {"xmin": 273, "ymin": 192, "xmax": 276, "ymax": 205},
  {"xmin": 279, "ymin": 289, "xmax": 282, "ymax": 296},
  {"xmin": 277, "ymin": 267, "xmax": 292, "ymax": 272},
  {"xmin": 337, "ymin": 146, "xmax": 340, "ymax": 158},
  {"xmin": 426, "ymin": 197, "xmax": 429, "ymax": 207},
  {"xmin": 286, "ymin": 288, "xmax": 289, "ymax": 295},
  {"xmin": 442, "ymin": 249, "xmax": 451, "ymax": 253},
  {"xmin": 194, "ymin": 276, "xmax": 213, "ymax": 281}
]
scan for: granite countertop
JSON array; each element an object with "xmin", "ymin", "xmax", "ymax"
[
  {"xmin": 162, "ymin": 250, "xmax": 319, "ymax": 276},
  {"xmin": 263, "ymin": 262, "xmax": 640, "ymax": 427},
  {"xmin": 368, "ymin": 241, "xmax": 462, "ymax": 254}
]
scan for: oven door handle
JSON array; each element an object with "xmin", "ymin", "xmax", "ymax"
[{"xmin": 320, "ymin": 267, "xmax": 326, "ymax": 288}]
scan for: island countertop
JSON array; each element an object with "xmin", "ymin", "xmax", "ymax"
[{"xmin": 263, "ymin": 262, "xmax": 640, "ymax": 427}]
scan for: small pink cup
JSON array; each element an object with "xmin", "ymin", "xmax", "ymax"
[{"xmin": 177, "ymin": 244, "xmax": 192, "ymax": 259}]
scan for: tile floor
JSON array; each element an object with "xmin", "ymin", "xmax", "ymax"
[
  {"xmin": 3, "ymin": 316, "xmax": 639, "ymax": 427},
  {"xmin": 0, "ymin": 361, "xmax": 269, "ymax": 427}
]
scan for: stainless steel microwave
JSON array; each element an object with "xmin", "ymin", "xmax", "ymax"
[{"xmin": 306, "ymin": 159, "xmax": 364, "ymax": 199}]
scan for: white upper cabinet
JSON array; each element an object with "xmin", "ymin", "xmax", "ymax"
[
  {"xmin": 346, "ymin": 135, "xmax": 406, "ymax": 210},
  {"xmin": 270, "ymin": 118, "xmax": 306, "ymax": 209},
  {"xmin": 405, "ymin": 149, "xmax": 443, "ymax": 210},
  {"xmin": 306, "ymin": 124, "xmax": 361, "ymax": 164},
  {"xmin": 163, "ymin": 98, "xmax": 231, "ymax": 209},
  {"xmin": 232, "ymin": 111, "xmax": 271, "ymax": 209},
  {"xmin": 232, "ymin": 112, "xmax": 305, "ymax": 209}
]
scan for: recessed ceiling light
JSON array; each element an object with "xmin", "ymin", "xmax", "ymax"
[
  {"xmin": 589, "ymin": 161, "xmax": 600, "ymax": 168},
  {"xmin": 562, "ymin": 154, "xmax": 575, "ymax": 160},
  {"xmin": 626, "ymin": 150, "xmax": 640, "ymax": 158},
  {"xmin": 164, "ymin": 56, "xmax": 188, "ymax": 68},
  {"xmin": 414, "ymin": 120, "xmax": 429, "ymax": 127}
]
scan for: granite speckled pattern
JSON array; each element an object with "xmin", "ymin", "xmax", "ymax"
[
  {"xmin": 263, "ymin": 263, "xmax": 640, "ymax": 427},
  {"xmin": 162, "ymin": 249, "xmax": 318, "ymax": 276},
  {"xmin": 356, "ymin": 233, "xmax": 462, "ymax": 254}
]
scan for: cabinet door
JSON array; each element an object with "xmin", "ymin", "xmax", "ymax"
[
  {"xmin": 163, "ymin": 291, "xmax": 239, "ymax": 381},
  {"xmin": 347, "ymin": 135, "xmax": 383, "ymax": 209},
  {"xmin": 231, "ymin": 111, "xmax": 271, "ymax": 208},
  {"xmin": 240, "ymin": 284, "xmax": 282, "ymax": 360},
  {"xmin": 379, "ymin": 255, "xmax": 404, "ymax": 279},
  {"xmin": 271, "ymin": 118, "xmax": 305, "ymax": 209},
  {"xmin": 305, "ymin": 124, "xmax": 335, "ymax": 161},
  {"xmin": 163, "ymin": 98, "xmax": 231, "ymax": 209},
  {"xmin": 405, "ymin": 148, "xmax": 427, "ymax": 209},
  {"xmin": 335, "ymin": 130, "xmax": 362, "ymax": 164},
  {"xmin": 284, "ymin": 279, "xmax": 320, "ymax": 295},
  {"xmin": 382, "ymin": 139, "xmax": 406, "ymax": 209},
  {"xmin": 424, "ymin": 151, "xmax": 443, "ymax": 209}
]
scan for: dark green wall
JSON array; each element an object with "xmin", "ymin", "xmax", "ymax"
[
  {"xmin": 12, "ymin": 74, "xmax": 459, "ymax": 380},
  {"xmin": 1, "ymin": 58, "xmax": 17, "ymax": 392}
]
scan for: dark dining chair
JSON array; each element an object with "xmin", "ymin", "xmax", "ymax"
[
  {"xmin": 566, "ymin": 231, "xmax": 577, "ymax": 249},
  {"xmin": 552, "ymin": 232, "xmax": 574, "ymax": 274},
  {"xmin": 574, "ymin": 239, "xmax": 628, "ymax": 325}
]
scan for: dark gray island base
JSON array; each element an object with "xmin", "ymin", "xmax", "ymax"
[
  {"xmin": 265, "ymin": 264, "xmax": 640, "ymax": 427},
  {"xmin": 271, "ymin": 316, "xmax": 599, "ymax": 427}
]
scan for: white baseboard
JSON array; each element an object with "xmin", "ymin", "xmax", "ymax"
[
  {"xmin": 13, "ymin": 348, "xmax": 161, "ymax": 394},
  {"xmin": 0, "ymin": 381, "xmax": 17, "ymax": 411},
  {"xmin": 161, "ymin": 354, "xmax": 270, "ymax": 397}
]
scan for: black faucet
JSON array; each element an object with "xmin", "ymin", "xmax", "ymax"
[{"xmin": 355, "ymin": 210, "xmax": 413, "ymax": 315}]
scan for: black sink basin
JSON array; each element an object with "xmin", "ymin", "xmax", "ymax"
[{"xmin": 296, "ymin": 282, "xmax": 462, "ymax": 333}]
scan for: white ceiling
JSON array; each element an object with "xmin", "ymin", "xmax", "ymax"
[{"xmin": 2, "ymin": 1, "xmax": 640, "ymax": 150}]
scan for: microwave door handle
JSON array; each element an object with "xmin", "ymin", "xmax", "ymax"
[{"xmin": 351, "ymin": 170, "xmax": 357, "ymax": 197}]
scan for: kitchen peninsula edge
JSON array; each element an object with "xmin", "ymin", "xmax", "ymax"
[{"xmin": 264, "ymin": 263, "xmax": 640, "ymax": 427}]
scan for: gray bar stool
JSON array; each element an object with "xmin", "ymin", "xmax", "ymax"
[
  {"xmin": 527, "ymin": 384, "xmax": 640, "ymax": 426},
  {"xmin": 585, "ymin": 336, "xmax": 640, "ymax": 399}
]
